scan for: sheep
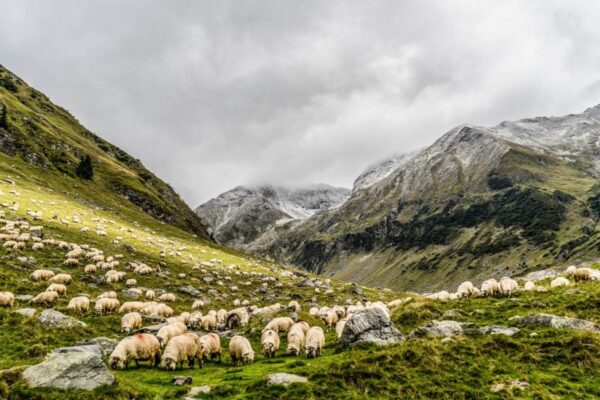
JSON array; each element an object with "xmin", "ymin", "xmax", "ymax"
[
  {"xmin": 84, "ymin": 264, "xmax": 97, "ymax": 274},
  {"xmin": 261, "ymin": 329, "xmax": 280, "ymax": 359},
  {"xmin": 309, "ymin": 306, "xmax": 319, "ymax": 317},
  {"xmin": 200, "ymin": 314, "xmax": 217, "ymax": 331},
  {"xmin": 481, "ymin": 279, "xmax": 500, "ymax": 297},
  {"xmin": 573, "ymin": 267, "xmax": 593, "ymax": 282},
  {"xmin": 98, "ymin": 291, "xmax": 117, "ymax": 299},
  {"xmin": 159, "ymin": 293, "xmax": 176, "ymax": 302},
  {"xmin": 126, "ymin": 279, "xmax": 137, "ymax": 287},
  {"xmin": 145, "ymin": 290, "xmax": 156, "ymax": 301},
  {"xmin": 167, "ymin": 316, "xmax": 187, "ymax": 325},
  {"xmin": 109, "ymin": 333, "xmax": 161, "ymax": 369},
  {"xmin": 46, "ymin": 283, "xmax": 67, "ymax": 296},
  {"xmin": 191, "ymin": 300, "xmax": 204, "ymax": 310},
  {"xmin": 160, "ymin": 333, "xmax": 204, "ymax": 370},
  {"xmin": 67, "ymin": 296, "xmax": 90, "ymax": 312},
  {"xmin": 189, "ymin": 311, "xmax": 203, "ymax": 328},
  {"xmin": 140, "ymin": 303, "xmax": 174, "ymax": 318},
  {"xmin": 50, "ymin": 273, "xmax": 73, "ymax": 285},
  {"xmin": 31, "ymin": 242, "xmax": 44, "ymax": 251},
  {"xmin": 30, "ymin": 269, "xmax": 55, "ymax": 282},
  {"xmin": 157, "ymin": 321, "xmax": 187, "ymax": 346},
  {"xmin": 63, "ymin": 258, "xmax": 79, "ymax": 267},
  {"xmin": 229, "ymin": 335, "xmax": 254, "ymax": 366},
  {"xmin": 0, "ymin": 291, "xmax": 15, "ymax": 307},
  {"xmin": 226, "ymin": 307, "xmax": 249, "ymax": 329},
  {"xmin": 550, "ymin": 277, "xmax": 571, "ymax": 288},
  {"xmin": 523, "ymin": 281, "xmax": 536, "ymax": 291},
  {"xmin": 29, "ymin": 291, "xmax": 59, "ymax": 306},
  {"xmin": 499, "ymin": 277, "xmax": 519, "ymax": 296},
  {"xmin": 456, "ymin": 281, "xmax": 476, "ymax": 298},
  {"xmin": 260, "ymin": 317, "xmax": 293, "ymax": 335},
  {"xmin": 305, "ymin": 326, "xmax": 325, "ymax": 358},
  {"xmin": 335, "ymin": 317, "xmax": 349, "ymax": 339},
  {"xmin": 199, "ymin": 333, "xmax": 222, "ymax": 363},
  {"xmin": 233, "ymin": 299, "xmax": 241, "ymax": 307},
  {"xmin": 288, "ymin": 300, "xmax": 301, "ymax": 312},
  {"xmin": 95, "ymin": 297, "xmax": 120, "ymax": 314},
  {"xmin": 286, "ymin": 323, "xmax": 306, "ymax": 356},
  {"xmin": 322, "ymin": 310, "xmax": 339, "ymax": 329},
  {"xmin": 565, "ymin": 265, "xmax": 577, "ymax": 275},
  {"xmin": 251, "ymin": 303, "xmax": 281, "ymax": 318},
  {"xmin": 121, "ymin": 312, "xmax": 143, "ymax": 333},
  {"xmin": 216, "ymin": 309, "xmax": 228, "ymax": 326},
  {"xmin": 119, "ymin": 301, "xmax": 147, "ymax": 313}
]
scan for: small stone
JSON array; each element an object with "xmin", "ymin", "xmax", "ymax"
[
  {"xmin": 15, "ymin": 307, "xmax": 36, "ymax": 317},
  {"xmin": 188, "ymin": 385, "xmax": 211, "ymax": 396},
  {"xmin": 172, "ymin": 376, "xmax": 192, "ymax": 386}
]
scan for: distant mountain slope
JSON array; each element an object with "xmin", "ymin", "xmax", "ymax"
[
  {"xmin": 0, "ymin": 65, "xmax": 209, "ymax": 239},
  {"xmin": 195, "ymin": 184, "xmax": 350, "ymax": 250},
  {"xmin": 268, "ymin": 105, "xmax": 600, "ymax": 291}
]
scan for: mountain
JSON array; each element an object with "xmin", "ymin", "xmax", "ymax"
[
  {"xmin": 0, "ymin": 65, "xmax": 209, "ymax": 239},
  {"xmin": 267, "ymin": 105, "xmax": 600, "ymax": 291},
  {"xmin": 195, "ymin": 184, "xmax": 350, "ymax": 251},
  {"xmin": 351, "ymin": 150, "xmax": 420, "ymax": 193}
]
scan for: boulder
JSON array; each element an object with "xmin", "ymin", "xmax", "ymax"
[
  {"xmin": 339, "ymin": 307, "xmax": 404, "ymax": 347},
  {"xmin": 178, "ymin": 285, "xmax": 202, "ymax": 297},
  {"xmin": 15, "ymin": 294, "xmax": 33, "ymax": 302},
  {"xmin": 23, "ymin": 346, "xmax": 114, "ymax": 390},
  {"xmin": 73, "ymin": 337, "xmax": 118, "ymax": 356},
  {"xmin": 15, "ymin": 307, "xmax": 36, "ymax": 317},
  {"xmin": 202, "ymin": 277, "xmax": 214, "ymax": 284},
  {"xmin": 513, "ymin": 313, "xmax": 600, "ymax": 333},
  {"xmin": 121, "ymin": 289, "xmax": 141, "ymax": 299},
  {"xmin": 38, "ymin": 309, "xmax": 86, "ymax": 328},
  {"xmin": 267, "ymin": 373, "xmax": 308, "ymax": 386},
  {"xmin": 410, "ymin": 320, "xmax": 474, "ymax": 338}
]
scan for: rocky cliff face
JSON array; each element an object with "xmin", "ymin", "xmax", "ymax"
[
  {"xmin": 267, "ymin": 105, "xmax": 600, "ymax": 291},
  {"xmin": 195, "ymin": 184, "xmax": 349, "ymax": 251}
]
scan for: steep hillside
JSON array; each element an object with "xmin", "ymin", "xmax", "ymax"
[
  {"xmin": 196, "ymin": 184, "xmax": 349, "ymax": 251},
  {"xmin": 0, "ymin": 65, "xmax": 209, "ymax": 239},
  {"xmin": 268, "ymin": 106, "xmax": 600, "ymax": 291}
]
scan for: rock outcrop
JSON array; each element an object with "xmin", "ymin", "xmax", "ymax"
[{"xmin": 339, "ymin": 307, "xmax": 404, "ymax": 347}]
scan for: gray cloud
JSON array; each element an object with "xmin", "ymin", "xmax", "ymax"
[{"xmin": 1, "ymin": 0, "xmax": 600, "ymax": 205}]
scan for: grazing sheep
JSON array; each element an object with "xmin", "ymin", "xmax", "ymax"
[
  {"xmin": 200, "ymin": 314, "xmax": 217, "ymax": 331},
  {"xmin": 286, "ymin": 324, "xmax": 306, "ymax": 356},
  {"xmin": 251, "ymin": 303, "xmax": 281, "ymax": 318},
  {"xmin": 229, "ymin": 335, "xmax": 254, "ymax": 366},
  {"xmin": 189, "ymin": 312, "xmax": 203, "ymax": 328},
  {"xmin": 63, "ymin": 258, "xmax": 79, "ymax": 267},
  {"xmin": 227, "ymin": 307, "xmax": 249, "ymax": 329},
  {"xmin": 288, "ymin": 300, "xmax": 301, "ymax": 312},
  {"xmin": 322, "ymin": 310, "xmax": 339, "ymax": 329},
  {"xmin": 50, "ymin": 273, "xmax": 72, "ymax": 285},
  {"xmin": 145, "ymin": 290, "xmax": 156, "ymax": 301},
  {"xmin": 67, "ymin": 296, "xmax": 90, "ymax": 312},
  {"xmin": 160, "ymin": 333, "xmax": 204, "ymax": 370},
  {"xmin": 523, "ymin": 281, "xmax": 536, "ymax": 291},
  {"xmin": 126, "ymin": 279, "xmax": 137, "ymax": 287},
  {"xmin": 309, "ymin": 306, "xmax": 319, "ymax": 317},
  {"xmin": 84, "ymin": 264, "xmax": 97, "ymax": 274},
  {"xmin": 95, "ymin": 297, "xmax": 120, "ymax": 314},
  {"xmin": 565, "ymin": 265, "xmax": 577, "ymax": 275},
  {"xmin": 119, "ymin": 301, "xmax": 147, "ymax": 313},
  {"xmin": 550, "ymin": 277, "xmax": 571, "ymax": 288},
  {"xmin": 46, "ymin": 283, "xmax": 67, "ymax": 296},
  {"xmin": 191, "ymin": 300, "xmax": 204, "ymax": 310},
  {"xmin": 140, "ymin": 303, "xmax": 173, "ymax": 318},
  {"xmin": 0, "ymin": 291, "xmax": 15, "ymax": 307},
  {"xmin": 121, "ymin": 312, "xmax": 143, "ymax": 333},
  {"xmin": 216, "ymin": 309, "xmax": 228, "ymax": 326},
  {"xmin": 30, "ymin": 269, "xmax": 55, "ymax": 282},
  {"xmin": 481, "ymin": 279, "xmax": 500, "ymax": 297},
  {"xmin": 199, "ymin": 333, "xmax": 221, "ymax": 363},
  {"xmin": 109, "ymin": 333, "xmax": 161, "ymax": 369},
  {"xmin": 305, "ymin": 326, "xmax": 325, "ymax": 358},
  {"xmin": 157, "ymin": 321, "xmax": 187, "ymax": 346},
  {"xmin": 336, "ymin": 317, "xmax": 349, "ymax": 339},
  {"xmin": 573, "ymin": 267, "xmax": 593, "ymax": 282},
  {"xmin": 263, "ymin": 317, "xmax": 294, "ymax": 334},
  {"xmin": 499, "ymin": 277, "xmax": 519, "ymax": 296},
  {"xmin": 98, "ymin": 291, "xmax": 117, "ymax": 299},
  {"xmin": 159, "ymin": 293, "xmax": 176, "ymax": 302},
  {"xmin": 261, "ymin": 329, "xmax": 280, "ymax": 359},
  {"xmin": 457, "ymin": 281, "xmax": 476, "ymax": 298},
  {"xmin": 29, "ymin": 291, "xmax": 59, "ymax": 306},
  {"xmin": 31, "ymin": 242, "xmax": 44, "ymax": 251}
]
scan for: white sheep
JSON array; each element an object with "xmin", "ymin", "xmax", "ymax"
[
  {"xmin": 67, "ymin": 296, "xmax": 90, "ymax": 312},
  {"xmin": 287, "ymin": 323, "xmax": 306, "ymax": 356},
  {"xmin": 200, "ymin": 314, "xmax": 217, "ymax": 331},
  {"xmin": 261, "ymin": 329, "xmax": 280, "ymax": 359},
  {"xmin": 121, "ymin": 312, "xmax": 143, "ymax": 333},
  {"xmin": 145, "ymin": 290, "xmax": 156, "ymax": 301},
  {"xmin": 84, "ymin": 264, "xmax": 97, "ymax": 274},
  {"xmin": 46, "ymin": 283, "xmax": 67, "ymax": 296},
  {"xmin": 157, "ymin": 321, "xmax": 187, "ymax": 346},
  {"xmin": 226, "ymin": 307, "xmax": 249, "ymax": 329},
  {"xmin": 109, "ymin": 333, "xmax": 161, "ymax": 369},
  {"xmin": 126, "ymin": 279, "xmax": 137, "ymax": 287},
  {"xmin": 199, "ymin": 333, "xmax": 222, "ymax": 363},
  {"xmin": 50, "ymin": 273, "xmax": 73, "ymax": 285},
  {"xmin": 305, "ymin": 326, "xmax": 325, "ymax": 358},
  {"xmin": 288, "ymin": 300, "xmax": 301, "ymax": 312},
  {"xmin": 456, "ymin": 281, "xmax": 476, "ymax": 298},
  {"xmin": 336, "ymin": 317, "xmax": 349, "ymax": 339},
  {"xmin": 550, "ymin": 277, "xmax": 571, "ymax": 288},
  {"xmin": 0, "ymin": 291, "xmax": 15, "ymax": 307},
  {"xmin": 229, "ymin": 335, "xmax": 254, "ymax": 366},
  {"xmin": 192, "ymin": 299, "xmax": 204, "ymax": 310},
  {"xmin": 119, "ymin": 301, "xmax": 147, "ymax": 313},
  {"xmin": 499, "ymin": 277, "xmax": 519, "ymax": 296},
  {"xmin": 159, "ymin": 293, "xmax": 176, "ymax": 302},
  {"xmin": 30, "ymin": 269, "xmax": 55, "ymax": 282},
  {"xmin": 523, "ymin": 281, "xmax": 536, "ymax": 291},
  {"xmin": 160, "ymin": 332, "xmax": 204, "ymax": 370},
  {"xmin": 95, "ymin": 297, "xmax": 120, "ymax": 314},
  {"xmin": 263, "ymin": 317, "xmax": 294, "ymax": 333},
  {"xmin": 573, "ymin": 267, "xmax": 593, "ymax": 282},
  {"xmin": 29, "ymin": 291, "xmax": 59, "ymax": 306},
  {"xmin": 481, "ymin": 279, "xmax": 500, "ymax": 296},
  {"xmin": 98, "ymin": 291, "xmax": 117, "ymax": 299}
]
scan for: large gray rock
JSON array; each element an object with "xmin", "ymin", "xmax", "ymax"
[
  {"xmin": 410, "ymin": 320, "xmax": 476, "ymax": 338},
  {"xmin": 121, "ymin": 289, "xmax": 141, "ymax": 299},
  {"xmin": 73, "ymin": 337, "xmax": 118, "ymax": 356},
  {"xmin": 513, "ymin": 313, "xmax": 600, "ymax": 333},
  {"xmin": 23, "ymin": 346, "xmax": 114, "ymax": 390},
  {"xmin": 178, "ymin": 285, "xmax": 202, "ymax": 297},
  {"xmin": 15, "ymin": 294, "xmax": 33, "ymax": 302},
  {"xmin": 267, "ymin": 373, "xmax": 308, "ymax": 386},
  {"xmin": 38, "ymin": 309, "xmax": 86, "ymax": 328},
  {"xmin": 339, "ymin": 307, "xmax": 404, "ymax": 347}
]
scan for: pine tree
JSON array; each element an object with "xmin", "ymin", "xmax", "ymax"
[
  {"xmin": 75, "ymin": 154, "xmax": 94, "ymax": 180},
  {"xmin": 0, "ymin": 104, "xmax": 7, "ymax": 129}
]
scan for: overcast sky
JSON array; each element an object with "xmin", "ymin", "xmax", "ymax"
[{"xmin": 2, "ymin": 1, "xmax": 600, "ymax": 205}]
